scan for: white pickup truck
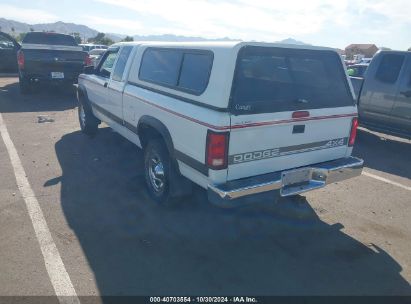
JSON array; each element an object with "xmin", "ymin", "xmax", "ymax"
[{"xmin": 76, "ymin": 41, "xmax": 363, "ymax": 207}]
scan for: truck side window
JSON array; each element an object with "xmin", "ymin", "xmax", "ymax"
[
  {"xmin": 99, "ymin": 51, "xmax": 119, "ymax": 78},
  {"xmin": 178, "ymin": 53, "xmax": 213, "ymax": 94},
  {"xmin": 375, "ymin": 54, "xmax": 405, "ymax": 84},
  {"xmin": 139, "ymin": 48, "xmax": 213, "ymax": 95},
  {"xmin": 139, "ymin": 49, "xmax": 182, "ymax": 86},
  {"xmin": 112, "ymin": 46, "xmax": 133, "ymax": 82}
]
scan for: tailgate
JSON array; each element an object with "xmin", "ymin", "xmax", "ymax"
[
  {"xmin": 22, "ymin": 48, "xmax": 86, "ymax": 76},
  {"xmin": 227, "ymin": 46, "xmax": 357, "ymax": 181},
  {"xmin": 228, "ymin": 108, "xmax": 356, "ymax": 180}
]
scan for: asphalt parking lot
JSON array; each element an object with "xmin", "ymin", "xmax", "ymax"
[{"xmin": 0, "ymin": 76, "xmax": 411, "ymax": 300}]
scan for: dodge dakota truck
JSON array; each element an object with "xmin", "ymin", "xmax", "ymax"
[
  {"xmin": 76, "ymin": 41, "xmax": 363, "ymax": 207},
  {"xmin": 351, "ymin": 51, "xmax": 411, "ymax": 138},
  {"xmin": 17, "ymin": 32, "xmax": 89, "ymax": 94}
]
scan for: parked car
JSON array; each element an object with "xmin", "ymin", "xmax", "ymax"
[
  {"xmin": 88, "ymin": 48, "xmax": 106, "ymax": 67},
  {"xmin": 76, "ymin": 42, "xmax": 363, "ymax": 207},
  {"xmin": 94, "ymin": 44, "xmax": 108, "ymax": 50},
  {"xmin": 351, "ymin": 51, "xmax": 411, "ymax": 138},
  {"xmin": 17, "ymin": 32, "xmax": 90, "ymax": 94},
  {"xmin": 347, "ymin": 63, "xmax": 369, "ymax": 78},
  {"xmin": 360, "ymin": 58, "xmax": 372, "ymax": 64},
  {"xmin": 0, "ymin": 32, "xmax": 20, "ymax": 73},
  {"xmin": 345, "ymin": 55, "xmax": 372, "ymax": 67},
  {"xmin": 79, "ymin": 43, "xmax": 108, "ymax": 52}
]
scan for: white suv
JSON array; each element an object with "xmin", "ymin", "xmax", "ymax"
[{"xmin": 76, "ymin": 41, "xmax": 363, "ymax": 207}]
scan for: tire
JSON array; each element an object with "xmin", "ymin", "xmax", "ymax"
[
  {"xmin": 78, "ymin": 102, "xmax": 99, "ymax": 136},
  {"xmin": 144, "ymin": 139, "xmax": 178, "ymax": 206},
  {"xmin": 19, "ymin": 76, "xmax": 31, "ymax": 95}
]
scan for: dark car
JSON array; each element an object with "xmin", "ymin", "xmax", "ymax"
[
  {"xmin": 351, "ymin": 51, "xmax": 411, "ymax": 138},
  {"xmin": 0, "ymin": 32, "xmax": 20, "ymax": 73},
  {"xmin": 17, "ymin": 32, "xmax": 90, "ymax": 94}
]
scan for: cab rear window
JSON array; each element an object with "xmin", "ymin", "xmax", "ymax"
[
  {"xmin": 22, "ymin": 33, "xmax": 77, "ymax": 46},
  {"xmin": 230, "ymin": 46, "xmax": 354, "ymax": 114}
]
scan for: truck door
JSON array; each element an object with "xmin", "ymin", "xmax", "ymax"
[
  {"xmin": 391, "ymin": 54, "xmax": 411, "ymax": 133},
  {"xmin": 107, "ymin": 46, "xmax": 133, "ymax": 120},
  {"xmin": 87, "ymin": 48, "xmax": 119, "ymax": 116},
  {"xmin": 359, "ymin": 53, "xmax": 406, "ymax": 126}
]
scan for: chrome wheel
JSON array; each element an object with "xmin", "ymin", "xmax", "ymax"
[{"xmin": 148, "ymin": 154, "xmax": 165, "ymax": 192}]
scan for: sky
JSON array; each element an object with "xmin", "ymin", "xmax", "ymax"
[{"xmin": 1, "ymin": 0, "xmax": 410, "ymax": 50}]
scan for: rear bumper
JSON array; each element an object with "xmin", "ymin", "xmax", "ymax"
[
  {"xmin": 20, "ymin": 69, "xmax": 82, "ymax": 83},
  {"xmin": 208, "ymin": 157, "xmax": 364, "ymax": 207}
]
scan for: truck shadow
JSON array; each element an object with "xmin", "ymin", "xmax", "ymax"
[
  {"xmin": 354, "ymin": 128, "xmax": 411, "ymax": 180},
  {"xmin": 0, "ymin": 80, "xmax": 76, "ymax": 113},
  {"xmin": 51, "ymin": 128, "xmax": 411, "ymax": 297}
]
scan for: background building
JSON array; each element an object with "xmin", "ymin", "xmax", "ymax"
[{"xmin": 345, "ymin": 44, "xmax": 378, "ymax": 59}]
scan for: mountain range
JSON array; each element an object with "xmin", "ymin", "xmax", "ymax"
[
  {"xmin": 0, "ymin": 18, "xmax": 308, "ymax": 45},
  {"xmin": 0, "ymin": 18, "xmax": 101, "ymax": 39}
]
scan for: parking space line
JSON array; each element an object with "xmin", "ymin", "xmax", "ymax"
[
  {"xmin": 363, "ymin": 170, "xmax": 411, "ymax": 191},
  {"xmin": 0, "ymin": 113, "xmax": 80, "ymax": 304}
]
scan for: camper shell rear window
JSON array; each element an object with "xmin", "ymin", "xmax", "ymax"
[{"xmin": 230, "ymin": 46, "xmax": 354, "ymax": 115}]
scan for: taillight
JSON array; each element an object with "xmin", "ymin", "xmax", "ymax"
[
  {"xmin": 17, "ymin": 50, "xmax": 24, "ymax": 69},
  {"xmin": 84, "ymin": 54, "xmax": 92, "ymax": 66},
  {"xmin": 206, "ymin": 130, "xmax": 229, "ymax": 170},
  {"xmin": 348, "ymin": 117, "xmax": 359, "ymax": 146}
]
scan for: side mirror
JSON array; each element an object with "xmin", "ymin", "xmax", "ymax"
[{"xmin": 84, "ymin": 65, "xmax": 95, "ymax": 75}]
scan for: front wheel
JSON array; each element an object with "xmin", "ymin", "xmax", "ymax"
[{"xmin": 78, "ymin": 103, "xmax": 99, "ymax": 136}]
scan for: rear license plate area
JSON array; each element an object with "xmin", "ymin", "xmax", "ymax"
[
  {"xmin": 51, "ymin": 72, "xmax": 64, "ymax": 79},
  {"xmin": 282, "ymin": 168, "xmax": 311, "ymax": 187}
]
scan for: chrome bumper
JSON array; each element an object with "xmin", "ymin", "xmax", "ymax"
[{"xmin": 208, "ymin": 157, "xmax": 364, "ymax": 207}]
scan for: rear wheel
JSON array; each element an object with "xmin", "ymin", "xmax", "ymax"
[
  {"xmin": 78, "ymin": 102, "xmax": 99, "ymax": 136},
  {"xmin": 19, "ymin": 76, "xmax": 31, "ymax": 95},
  {"xmin": 144, "ymin": 139, "xmax": 178, "ymax": 206}
]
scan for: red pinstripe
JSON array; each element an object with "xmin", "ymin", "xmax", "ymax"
[
  {"xmin": 131, "ymin": 94, "xmax": 357, "ymax": 131},
  {"xmin": 230, "ymin": 113, "xmax": 358, "ymax": 129}
]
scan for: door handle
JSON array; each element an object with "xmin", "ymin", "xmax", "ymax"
[
  {"xmin": 103, "ymin": 82, "xmax": 108, "ymax": 88},
  {"xmin": 400, "ymin": 90, "xmax": 411, "ymax": 98}
]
